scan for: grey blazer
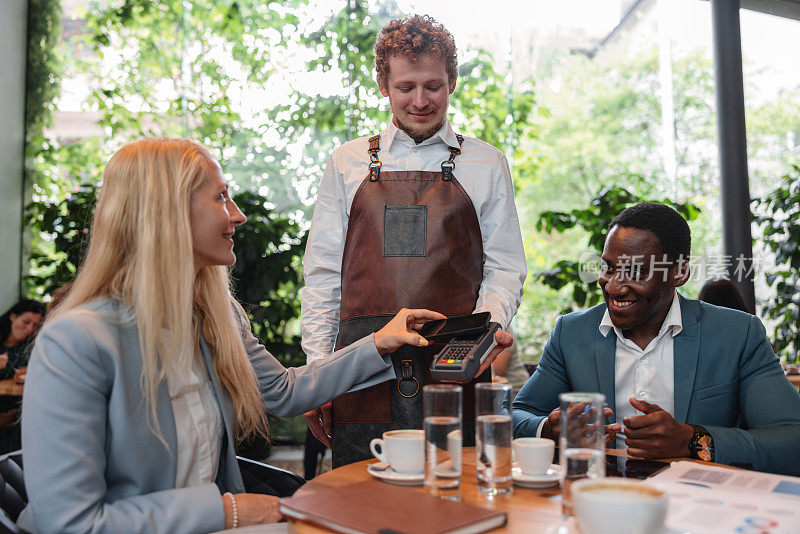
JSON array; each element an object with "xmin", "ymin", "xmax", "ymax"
[{"xmin": 19, "ymin": 299, "xmax": 396, "ymax": 534}]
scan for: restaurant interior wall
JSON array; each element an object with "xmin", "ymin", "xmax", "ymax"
[{"xmin": 0, "ymin": 0, "xmax": 27, "ymax": 312}]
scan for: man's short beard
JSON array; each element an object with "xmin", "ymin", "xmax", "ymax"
[{"xmin": 390, "ymin": 106, "xmax": 446, "ymax": 143}]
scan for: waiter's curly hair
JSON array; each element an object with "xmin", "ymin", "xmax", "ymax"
[{"xmin": 375, "ymin": 14, "xmax": 458, "ymax": 86}]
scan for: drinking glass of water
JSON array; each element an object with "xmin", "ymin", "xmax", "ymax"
[
  {"xmin": 559, "ymin": 392, "xmax": 606, "ymax": 516},
  {"xmin": 423, "ymin": 384, "xmax": 462, "ymax": 500},
  {"xmin": 475, "ymin": 382, "xmax": 513, "ymax": 497}
]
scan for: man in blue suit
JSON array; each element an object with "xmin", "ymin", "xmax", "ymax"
[{"xmin": 513, "ymin": 202, "xmax": 800, "ymax": 475}]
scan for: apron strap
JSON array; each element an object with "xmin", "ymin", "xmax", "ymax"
[
  {"xmin": 441, "ymin": 134, "xmax": 464, "ymax": 181},
  {"xmin": 368, "ymin": 134, "xmax": 382, "ymax": 182},
  {"xmin": 366, "ymin": 132, "xmax": 464, "ymax": 181}
]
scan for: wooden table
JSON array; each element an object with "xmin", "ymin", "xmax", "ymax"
[
  {"xmin": 287, "ymin": 448, "xmax": 660, "ymax": 534},
  {"xmin": 0, "ymin": 378, "xmax": 24, "ymax": 396},
  {"xmin": 786, "ymin": 373, "xmax": 800, "ymax": 387}
]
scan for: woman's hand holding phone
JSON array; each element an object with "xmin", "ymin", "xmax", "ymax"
[{"xmin": 373, "ymin": 308, "xmax": 446, "ymax": 355}]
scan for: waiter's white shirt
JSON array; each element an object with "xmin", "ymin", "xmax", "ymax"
[
  {"xmin": 301, "ymin": 120, "xmax": 527, "ymax": 362},
  {"xmin": 163, "ymin": 334, "xmax": 224, "ymax": 489},
  {"xmin": 600, "ymin": 291, "xmax": 681, "ymax": 450}
]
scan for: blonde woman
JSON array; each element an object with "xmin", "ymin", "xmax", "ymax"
[{"xmin": 19, "ymin": 139, "xmax": 509, "ymax": 534}]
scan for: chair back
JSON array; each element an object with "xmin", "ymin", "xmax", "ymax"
[
  {"xmin": 0, "ymin": 451, "xmax": 25, "ymax": 534},
  {"xmin": 236, "ymin": 456, "xmax": 305, "ymax": 497}
]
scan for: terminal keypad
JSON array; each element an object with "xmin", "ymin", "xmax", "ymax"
[{"xmin": 437, "ymin": 346, "xmax": 471, "ymax": 366}]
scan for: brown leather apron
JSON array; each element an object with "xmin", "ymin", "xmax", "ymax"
[{"xmin": 330, "ymin": 133, "xmax": 488, "ymax": 467}]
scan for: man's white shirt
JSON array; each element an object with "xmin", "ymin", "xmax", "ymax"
[
  {"xmin": 301, "ymin": 120, "xmax": 527, "ymax": 362},
  {"xmin": 601, "ymin": 291, "xmax": 681, "ymax": 449}
]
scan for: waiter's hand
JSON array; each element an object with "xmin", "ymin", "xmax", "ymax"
[
  {"xmin": 623, "ymin": 398, "xmax": 694, "ymax": 459},
  {"xmin": 373, "ymin": 308, "xmax": 446, "ymax": 355},
  {"xmin": 303, "ymin": 402, "xmax": 332, "ymax": 448},
  {"xmin": 475, "ymin": 330, "xmax": 513, "ymax": 378}
]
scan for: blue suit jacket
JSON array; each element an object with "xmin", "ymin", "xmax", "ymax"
[{"xmin": 512, "ymin": 294, "xmax": 800, "ymax": 476}]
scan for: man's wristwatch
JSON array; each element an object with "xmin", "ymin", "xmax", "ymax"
[{"xmin": 688, "ymin": 424, "xmax": 715, "ymax": 462}]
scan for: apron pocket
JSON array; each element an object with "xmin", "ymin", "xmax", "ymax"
[{"xmin": 383, "ymin": 205, "xmax": 426, "ymax": 257}]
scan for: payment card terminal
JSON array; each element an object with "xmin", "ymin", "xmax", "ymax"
[{"xmin": 429, "ymin": 321, "xmax": 500, "ymax": 383}]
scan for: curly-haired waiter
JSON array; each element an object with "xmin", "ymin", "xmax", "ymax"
[{"xmin": 302, "ymin": 15, "xmax": 525, "ymax": 467}]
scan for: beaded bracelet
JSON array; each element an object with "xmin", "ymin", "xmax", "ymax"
[{"xmin": 224, "ymin": 492, "xmax": 238, "ymax": 529}]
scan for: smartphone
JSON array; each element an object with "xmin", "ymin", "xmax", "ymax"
[
  {"xmin": 418, "ymin": 312, "xmax": 491, "ymax": 343},
  {"xmin": 605, "ymin": 456, "xmax": 669, "ymax": 479}
]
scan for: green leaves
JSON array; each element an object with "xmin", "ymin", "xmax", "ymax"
[
  {"xmin": 231, "ymin": 191, "xmax": 307, "ymax": 367},
  {"xmin": 25, "ymin": 184, "xmax": 98, "ymax": 297},
  {"xmin": 25, "ymin": 0, "xmax": 63, "ymax": 147},
  {"xmin": 752, "ymin": 164, "xmax": 800, "ymax": 359},
  {"xmin": 451, "ymin": 50, "xmax": 539, "ymax": 156}
]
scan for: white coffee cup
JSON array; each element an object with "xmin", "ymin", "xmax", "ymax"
[
  {"xmin": 447, "ymin": 429, "xmax": 462, "ymax": 473},
  {"xmin": 572, "ymin": 478, "xmax": 668, "ymax": 534},
  {"xmin": 369, "ymin": 429, "xmax": 424, "ymax": 474},
  {"xmin": 512, "ymin": 437, "xmax": 555, "ymax": 475}
]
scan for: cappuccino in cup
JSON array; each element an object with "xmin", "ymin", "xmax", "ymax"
[{"xmin": 572, "ymin": 478, "xmax": 668, "ymax": 534}]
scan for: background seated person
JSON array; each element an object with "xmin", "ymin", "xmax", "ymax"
[
  {"xmin": 20, "ymin": 138, "xmax": 510, "ymax": 534},
  {"xmin": 512, "ymin": 202, "xmax": 800, "ymax": 476},
  {"xmin": 0, "ymin": 299, "xmax": 45, "ymax": 452},
  {"xmin": 698, "ymin": 277, "xmax": 750, "ymax": 313},
  {"xmin": 0, "ymin": 299, "xmax": 45, "ymax": 380}
]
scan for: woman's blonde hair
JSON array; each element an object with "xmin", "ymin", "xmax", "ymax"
[{"xmin": 50, "ymin": 138, "xmax": 268, "ymax": 441}]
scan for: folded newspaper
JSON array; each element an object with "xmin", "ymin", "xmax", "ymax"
[{"xmin": 646, "ymin": 461, "xmax": 800, "ymax": 534}]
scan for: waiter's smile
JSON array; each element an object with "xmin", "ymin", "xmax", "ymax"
[{"xmin": 410, "ymin": 109, "xmax": 434, "ymax": 119}]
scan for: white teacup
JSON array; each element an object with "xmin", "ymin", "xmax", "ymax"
[
  {"xmin": 512, "ymin": 437, "xmax": 554, "ymax": 475},
  {"xmin": 572, "ymin": 478, "xmax": 668, "ymax": 534},
  {"xmin": 369, "ymin": 429, "xmax": 424, "ymax": 474}
]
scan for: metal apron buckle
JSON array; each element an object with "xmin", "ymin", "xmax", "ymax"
[
  {"xmin": 397, "ymin": 359, "xmax": 420, "ymax": 398},
  {"xmin": 440, "ymin": 161, "xmax": 454, "ymax": 181},
  {"xmin": 440, "ymin": 141, "xmax": 461, "ymax": 181},
  {"xmin": 368, "ymin": 139, "xmax": 382, "ymax": 181},
  {"xmin": 368, "ymin": 160, "xmax": 382, "ymax": 181}
]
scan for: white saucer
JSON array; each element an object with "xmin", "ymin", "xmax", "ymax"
[
  {"xmin": 367, "ymin": 462, "xmax": 424, "ymax": 485},
  {"xmin": 434, "ymin": 460, "xmax": 460, "ymax": 478},
  {"xmin": 512, "ymin": 464, "xmax": 561, "ymax": 488}
]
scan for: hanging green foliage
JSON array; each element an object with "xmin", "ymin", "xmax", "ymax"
[{"xmin": 24, "ymin": 0, "xmax": 63, "ymax": 152}]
